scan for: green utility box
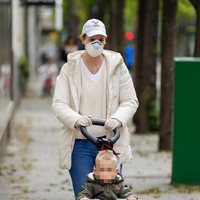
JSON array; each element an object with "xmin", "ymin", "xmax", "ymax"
[{"xmin": 172, "ymin": 57, "xmax": 200, "ymax": 184}]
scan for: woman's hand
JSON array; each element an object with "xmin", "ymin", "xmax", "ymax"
[
  {"xmin": 75, "ymin": 116, "xmax": 92, "ymax": 128},
  {"xmin": 105, "ymin": 118, "xmax": 121, "ymax": 130}
]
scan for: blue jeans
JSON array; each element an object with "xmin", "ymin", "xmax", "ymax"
[{"xmin": 69, "ymin": 139, "xmax": 98, "ymax": 197}]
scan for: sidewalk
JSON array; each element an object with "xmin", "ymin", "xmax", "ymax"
[{"xmin": 0, "ymin": 77, "xmax": 200, "ymax": 200}]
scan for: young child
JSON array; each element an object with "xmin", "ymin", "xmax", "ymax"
[{"xmin": 76, "ymin": 151, "xmax": 140, "ymax": 200}]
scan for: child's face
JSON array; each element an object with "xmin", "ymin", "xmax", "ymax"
[{"xmin": 94, "ymin": 160, "xmax": 118, "ymax": 183}]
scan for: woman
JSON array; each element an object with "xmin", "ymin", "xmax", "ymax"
[{"xmin": 52, "ymin": 18, "xmax": 139, "ymax": 197}]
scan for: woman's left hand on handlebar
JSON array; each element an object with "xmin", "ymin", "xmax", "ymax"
[{"xmin": 105, "ymin": 118, "xmax": 121, "ymax": 130}]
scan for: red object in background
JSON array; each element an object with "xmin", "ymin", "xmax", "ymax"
[
  {"xmin": 44, "ymin": 76, "xmax": 53, "ymax": 94},
  {"xmin": 124, "ymin": 32, "xmax": 134, "ymax": 40}
]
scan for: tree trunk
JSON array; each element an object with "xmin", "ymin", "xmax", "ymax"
[
  {"xmin": 134, "ymin": 0, "xmax": 159, "ymax": 133},
  {"xmin": 66, "ymin": 0, "xmax": 79, "ymax": 36},
  {"xmin": 159, "ymin": 0, "xmax": 177, "ymax": 150},
  {"xmin": 108, "ymin": 0, "xmax": 125, "ymax": 53},
  {"xmin": 89, "ymin": 0, "xmax": 106, "ymax": 21},
  {"xmin": 189, "ymin": 0, "xmax": 200, "ymax": 56}
]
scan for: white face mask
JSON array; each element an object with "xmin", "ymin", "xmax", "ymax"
[{"xmin": 85, "ymin": 40, "xmax": 105, "ymax": 57}]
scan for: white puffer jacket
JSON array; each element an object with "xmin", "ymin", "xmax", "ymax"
[{"xmin": 52, "ymin": 50, "xmax": 138, "ymax": 169}]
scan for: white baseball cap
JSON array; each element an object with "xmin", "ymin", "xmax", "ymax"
[{"xmin": 81, "ymin": 19, "xmax": 107, "ymax": 37}]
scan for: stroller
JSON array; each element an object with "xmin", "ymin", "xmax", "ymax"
[
  {"xmin": 80, "ymin": 119, "xmax": 120, "ymax": 153},
  {"xmin": 80, "ymin": 119, "xmax": 128, "ymax": 200}
]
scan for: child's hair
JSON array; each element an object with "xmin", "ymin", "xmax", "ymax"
[{"xmin": 95, "ymin": 151, "xmax": 117, "ymax": 168}]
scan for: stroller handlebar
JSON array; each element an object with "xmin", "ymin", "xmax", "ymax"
[{"xmin": 80, "ymin": 119, "xmax": 120, "ymax": 146}]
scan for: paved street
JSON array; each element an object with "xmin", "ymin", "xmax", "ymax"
[{"xmin": 0, "ymin": 77, "xmax": 200, "ymax": 200}]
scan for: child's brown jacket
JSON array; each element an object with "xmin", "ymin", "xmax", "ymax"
[{"xmin": 76, "ymin": 172, "xmax": 133, "ymax": 200}]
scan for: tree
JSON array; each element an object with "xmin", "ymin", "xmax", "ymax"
[
  {"xmin": 63, "ymin": 0, "xmax": 79, "ymax": 36},
  {"xmin": 189, "ymin": 0, "xmax": 200, "ymax": 56},
  {"xmin": 159, "ymin": 0, "xmax": 177, "ymax": 150},
  {"xmin": 134, "ymin": 0, "xmax": 159, "ymax": 133},
  {"xmin": 124, "ymin": 0, "xmax": 138, "ymax": 32},
  {"xmin": 88, "ymin": 0, "xmax": 107, "ymax": 21},
  {"xmin": 176, "ymin": 0, "xmax": 196, "ymax": 56},
  {"xmin": 107, "ymin": 0, "xmax": 125, "ymax": 53}
]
